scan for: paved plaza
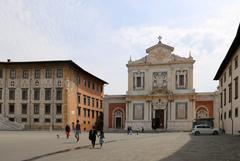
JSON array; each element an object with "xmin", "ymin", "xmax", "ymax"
[{"xmin": 0, "ymin": 131, "xmax": 240, "ymax": 161}]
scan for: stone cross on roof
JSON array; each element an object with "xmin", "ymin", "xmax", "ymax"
[{"xmin": 158, "ymin": 36, "xmax": 162, "ymax": 43}]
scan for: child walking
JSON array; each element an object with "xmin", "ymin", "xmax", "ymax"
[
  {"xmin": 98, "ymin": 130, "xmax": 105, "ymax": 149},
  {"xmin": 65, "ymin": 124, "xmax": 70, "ymax": 139}
]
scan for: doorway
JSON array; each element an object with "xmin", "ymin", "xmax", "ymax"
[
  {"xmin": 115, "ymin": 117, "xmax": 122, "ymax": 129},
  {"xmin": 155, "ymin": 110, "xmax": 164, "ymax": 128}
]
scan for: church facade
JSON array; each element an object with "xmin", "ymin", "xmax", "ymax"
[{"xmin": 104, "ymin": 39, "xmax": 219, "ymax": 131}]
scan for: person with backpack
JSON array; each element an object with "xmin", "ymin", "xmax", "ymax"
[
  {"xmin": 75, "ymin": 120, "xmax": 81, "ymax": 142},
  {"xmin": 89, "ymin": 126, "xmax": 97, "ymax": 148}
]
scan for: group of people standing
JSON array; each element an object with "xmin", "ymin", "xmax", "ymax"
[{"xmin": 65, "ymin": 120, "xmax": 105, "ymax": 149}]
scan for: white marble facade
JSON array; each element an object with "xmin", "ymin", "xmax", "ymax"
[{"xmin": 125, "ymin": 40, "xmax": 195, "ymax": 131}]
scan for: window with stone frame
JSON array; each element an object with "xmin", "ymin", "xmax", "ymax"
[
  {"xmin": 56, "ymin": 68, "xmax": 63, "ymax": 78},
  {"xmin": 45, "ymin": 88, "xmax": 51, "ymax": 100},
  {"xmin": 224, "ymin": 88, "xmax": 226, "ymax": 105},
  {"xmin": 92, "ymin": 110, "xmax": 95, "ymax": 118},
  {"xmin": 9, "ymin": 88, "xmax": 15, "ymax": 100},
  {"xmin": 22, "ymin": 88, "xmax": 28, "ymax": 100},
  {"xmin": 224, "ymin": 112, "xmax": 226, "ymax": 120},
  {"xmin": 96, "ymin": 99, "xmax": 99, "ymax": 108},
  {"xmin": 176, "ymin": 70, "xmax": 188, "ymax": 89},
  {"xmin": 34, "ymin": 118, "xmax": 39, "ymax": 123},
  {"xmin": 133, "ymin": 103, "xmax": 144, "ymax": 120},
  {"xmin": 224, "ymin": 72, "xmax": 226, "ymax": 82},
  {"xmin": 77, "ymin": 93, "xmax": 81, "ymax": 104},
  {"xmin": 100, "ymin": 100, "xmax": 103, "ymax": 108},
  {"xmin": 56, "ymin": 88, "xmax": 62, "ymax": 100},
  {"xmin": 35, "ymin": 69, "xmax": 40, "ymax": 79},
  {"xmin": 56, "ymin": 118, "xmax": 62, "ymax": 123},
  {"xmin": 56, "ymin": 104, "xmax": 62, "ymax": 114},
  {"xmin": 33, "ymin": 104, "xmax": 40, "ymax": 114},
  {"xmin": 0, "ymin": 103, "xmax": 2, "ymax": 114},
  {"xmin": 87, "ymin": 96, "xmax": 90, "ymax": 106},
  {"xmin": 235, "ymin": 55, "xmax": 238, "ymax": 69},
  {"xmin": 229, "ymin": 110, "xmax": 232, "ymax": 118},
  {"xmin": 0, "ymin": 68, "xmax": 2, "ymax": 79},
  {"xmin": 9, "ymin": 104, "xmax": 14, "ymax": 114},
  {"xmin": 87, "ymin": 109, "xmax": 90, "ymax": 117},
  {"xmin": 176, "ymin": 102, "xmax": 188, "ymax": 119},
  {"xmin": 0, "ymin": 88, "xmax": 2, "ymax": 100},
  {"xmin": 83, "ymin": 95, "xmax": 86, "ymax": 105},
  {"xmin": 84, "ymin": 108, "xmax": 86, "ymax": 117},
  {"xmin": 229, "ymin": 83, "xmax": 232, "ymax": 103},
  {"xmin": 45, "ymin": 68, "xmax": 52, "ymax": 78},
  {"xmin": 133, "ymin": 72, "xmax": 145, "ymax": 90},
  {"xmin": 34, "ymin": 88, "xmax": 40, "ymax": 100},
  {"xmin": 45, "ymin": 118, "xmax": 51, "ymax": 123},
  {"xmin": 22, "ymin": 69, "xmax": 29, "ymax": 79},
  {"xmin": 92, "ymin": 98, "xmax": 95, "ymax": 107},
  {"xmin": 234, "ymin": 76, "xmax": 238, "ymax": 99},
  {"xmin": 88, "ymin": 80, "xmax": 91, "ymax": 88},
  {"xmin": 45, "ymin": 104, "xmax": 51, "ymax": 114},
  {"xmin": 77, "ymin": 106, "xmax": 81, "ymax": 116},
  {"xmin": 21, "ymin": 104, "xmax": 27, "ymax": 114},
  {"xmin": 229, "ymin": 65, "xmax": 232, "ymax": 76},
  {"xmin": 220, "ymin": 92, "xmax": 223, "ymax": 108},
  {"xmin": 235, "ymin": 107, "xmax": 238, "ymax": 117},
  {"xmin": 9, "ymin": 69, "xmax": 16, "ymax": 79},
  {"xmin": 21, "ymin": 118, "xmax": 27, "ymax": 122}
]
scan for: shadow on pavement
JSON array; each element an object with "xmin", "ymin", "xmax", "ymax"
[{"xmin": 159, "ymin": 134, "xmax": 240, "ymax": 161}]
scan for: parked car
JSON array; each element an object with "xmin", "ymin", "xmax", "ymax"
[{"xmin": 192, "ymin": 124, "xmax": 219, "ymax": 135}]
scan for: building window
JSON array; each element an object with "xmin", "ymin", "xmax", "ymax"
[
  {"xmin": 9, "ymin": 104, "xmax": 14, "ymax": 114},
  {"xmin": 96, "ymin": 84, "xmax": 99, "ymax": 92},
  {"xmin": 220, "ymin": 78, "xmax": 223, "ymax": 87},
  {"xmin": 224, "ymin": 88, "xmax": 226, "ymax": 105},
  {"xmin": 45, "ymin": 104, "xmax": 51, "ymax": 114},
  {"xmin": 56, "ymin": 119, "xmax": 62, "ymax": 123},
  {"xmin": 35, "ymin": 69, "xmax": 40, "ymax": 79},
  {"xmin": 0, "ymin": 88, "xmax": 2, "ymax": 100},
  {"xmin": 92, "ymin": 83, "xmax": 95, "ymax": 90},
  {"xmin": 224, "ymin": 72, "xmax": 226, "ymax": 82},
  {"xmin": 96, "ymin": 99, "xmax": 99, "ymax": 108},
  {"xmin": 224, "ymin": 112, "xmax": 226, "ymax": 120},
  {"xmin": 133, "ymin": 103, "xmax": 144, "ymax": 120},
  {"xmin": 22, "ymin": 88, "xmax": 28, "ymax": 100},
  {"xmin": 21, "ymin": 104, "xmax": 27, "ymax": 114},
  {"xmin": 133, "ymin": 72, "xmax": 145, "ymax": 90},
  {"xmin": 229, "ymin": 83, "xmax": 232, "ymax": 103},
  {"xmin": 220, "ymin": 92, "xmax": 223, "ymax": 108},
  {"xmin": 34, "ymin": 88, "xmax": 40, "ymax": 100},
  {"xmin": 92, "ymin": 98, "xmax": 95, "ymax": 107},
  {"xmin": 56, "ymin": 68, "xmax": 63, "ymax": 78},
  {"xmin": 9, "ymin": 88, "xmax": 15, "ymax": 100},
  {"xmin": 77, "ymin": 76, "xmax": 80, "ymax": 85},
  {"xmin": 45, "ymin": 68, "xmax": 52, "ymax": 78},
  {"xmin": 77, "ymin": 93, "xmax": 81, "ymax": 104},
  {"xmin": 34, "ymin": 104, "xmax": 40, "ymax": 114},
  {"xmin": 0, "ymin": 69, "xmax": 2, "ymax": 78},
  {"xmin": 83, "ymin": 121, "xmax": 86, "ymax": 124},
  {"xmin": 77, "ymin": 107, "xmax": 81, "ymax": 116},
  {"xmin": 235, "ymin": 108, "xmax": 238, "ymax": 117},
  {"xmin": 22, "ymin": 69, "xmax": 29, "ymax": 79},
  {"xmin": 87, "ymin": 80, "xmax": 91, "ymax": 88},
  {"xmin": 45, "ymin": 118, "xmax": 51, "ymax": 123},
  {"xmin": 229, "ymin": 110, "xmax": 232, "ymax": 119},
  {"xmin": 176, "ymin": 102, "xmax": 188, "ymax": 119},
  {"xmin": 87, "ymin": 96, "xmax": 90, "ymax": 106},
  {"xmin": 83, "ymin": 95, "xmax": 86, "ymax": 105},
  {"xmin": 229, "ymin": 65, "xmax": 232, "ymax": 77},
  {"xmin": 21, "ymin": 118, "xmax": 27, "ymax": 122},
  {"xmin": 176, "ymin": 70, "xmax": 188, "ymax": 89},
  {"xmin": 34, "ymin": 118, "xmax": 39, "ymax": 123},
  {"xmin": 0, "ymin": 104, "xmax": 2, "ymax": 114},
  {"xmin": 220, "ymin": 113, "xmax": 222, "ymax": 120},
  {"xmin": 100, "ymin": 100, "xmax": 103, "ymax": 108},
  {"xmin": 10, "ymin": 69, "xmax": 16, "ymax": 79},
  {"xmin": 88, "ymin": 109, "xmax": 90, "ymax": 118},
  {"xmin": 45, "ymin": 88, "xmax": 51, "ymax": 100},
  {"xmin": 84, "ymin": 79, "xmax": 87, "ymax": 87},
  {"xmin": 235, "ymin": 77, "xmax": 238, "ymax": 99},
  {"xmin": 56, "ymin": 104, "xmax": 62, "ymax": 114},
  {"xmin": 84, "ymin": 108, "xmax": 86, "ymax": 117},
  {"xmin": 92, "ymin": 110, "xmax": 94, "ymax": 118},
  {"xmin": 235, "ymin": 56, "xmax": 238, "ymax": 69},
  {"xmin": 56, "ymin": 88, "xmax": 62, "ymax": 100}
]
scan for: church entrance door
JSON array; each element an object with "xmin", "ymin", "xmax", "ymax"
[
  {"xmin": 115, "ymin": 117, "xmax": 122, "ymax": 129},
  {"xmin": 155, "ymin": 110, "xmax": 164, "ymax": 128}
]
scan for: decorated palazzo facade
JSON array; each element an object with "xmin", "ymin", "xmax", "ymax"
[{"xmin": 104, "ymin": 39, "xmax": 219, "ymax": 131}]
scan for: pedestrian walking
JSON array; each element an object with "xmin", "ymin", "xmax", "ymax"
[
  {"xmin": 65, "ymin": 124, "xmax": 70, "ymax": 139},
  {"xmin": 89, "ymin": 126, "xmax": 97, "ymax": 148},
  {"xmin": 98, "ymin": 130, "xmax": 105, "ymax": 149},
  {"xmin": 75, "ymin": 120, "xmax": 81, "ymax": 142}
]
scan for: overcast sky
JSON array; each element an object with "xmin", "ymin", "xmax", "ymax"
[{"xmin": 0, "ymin": 0, "xmax": 239, "ymax": 94}]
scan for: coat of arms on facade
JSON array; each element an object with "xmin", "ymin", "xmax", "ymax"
[{"xmin": 152, "ymin": 72, "xmax": 167, "ymax": 91}]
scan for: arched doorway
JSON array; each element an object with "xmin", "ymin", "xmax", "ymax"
[
  {"xmin": 114, "ymin": 110, "xmax": 123, "ymax": 129},
  {"xmin": 196, "ymin": 107, "xmax": 209, "ymax": 119}
]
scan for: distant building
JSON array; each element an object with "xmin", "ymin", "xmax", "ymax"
[
  {"xmin": 214, "ymin": 24, "xmax": 240, "ymax": 135},
  {"xmin": 0, "ymin": 60, "xmax": 107, "ymax": 131},
  {"xmin": 104, "ymin": 39, "xmax": 219, "ymax": 131}
]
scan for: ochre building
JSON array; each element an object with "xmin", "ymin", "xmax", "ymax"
[{"xmin": 0, "ymin": 60, "xmax": 107, "ymax": 131}]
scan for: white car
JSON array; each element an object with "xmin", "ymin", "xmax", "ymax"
[{"xmin": 192, "ymin": 124, "xmax": 219, "ymax": 135}]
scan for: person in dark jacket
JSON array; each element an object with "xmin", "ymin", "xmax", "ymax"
[
  {"xmin": 89, "ymin": 126, "xmax": 97, "ymax": 148},
  {"xmin": 75, "ymin": 120, "xmax": 81, "ymax": 142},
  {"xmin": 65, "ymin": 124, "xmax": 70, "ymax": 139}
]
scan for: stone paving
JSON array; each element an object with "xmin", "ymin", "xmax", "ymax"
[{"xmin": 0, "ymin": 131, "xmax": 240, "ymax": 161}]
